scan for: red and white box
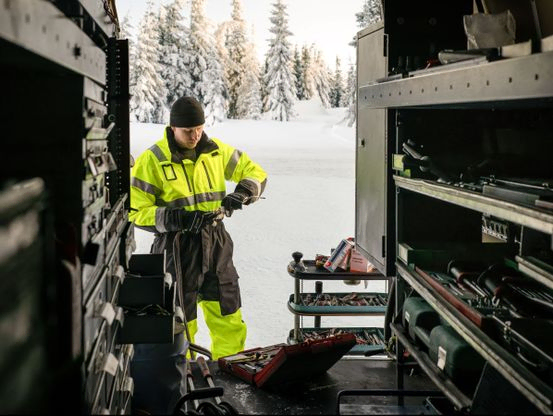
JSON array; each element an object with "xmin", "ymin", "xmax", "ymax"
[{"xmin": 349, "ymin": 249, "xmax": 375, "ymax": 273}]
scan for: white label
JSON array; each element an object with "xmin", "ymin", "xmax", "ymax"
[
  {"xmin": 97, "ymin": 302, "xmax": 116, "ymax": 325},
  {"xmin": 114, "ymin": 265, "xmax": 124, "ymax": 282},
  {"xmin": 115, "ymin": 306, "xmax": 124, "ymax": 324},
  {"xmin": 124, "ymin": 344, "xmax": 134, "ymax": 359},
  {"xmin": 437, "ymin": 346, "xmax": 447, "ymax": 370},
  {"xmin": 164, "ymin": 273, "xmax": 173, "ymax": 288},
  {"xmin": 102, "ymin": 353, "xmax": 119, "ymax": 376},
  {"xmin": 122, "ymin": 377, "xmax": 134, "ymax": 394},
  {"xmin": 404, "ymin": 311, "xmax": 410, "ymax": 323}
]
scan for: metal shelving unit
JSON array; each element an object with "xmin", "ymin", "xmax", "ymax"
[
  {"xmin": 354, "ymin": 1, "xmax": 553, "ymax": 413},
  {"xmin": 394, "ymin": 176, "xmax": 553, "ymax": 236},
  {"xmin": 359, "ymin": 51, "xmax": 553, "ymax": 109},
  {"xmin": 396, "ymin": 261, "xmax": 553, "ymax": 414}
]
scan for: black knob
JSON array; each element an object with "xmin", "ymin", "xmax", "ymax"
[{"xmin": 292, "ymin": 251, "xmax": 303, "ymax": 264}]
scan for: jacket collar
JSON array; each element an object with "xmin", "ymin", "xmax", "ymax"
[{"xmin": 165, "ymin": 127, "xmax": 219, "ymax": 163}]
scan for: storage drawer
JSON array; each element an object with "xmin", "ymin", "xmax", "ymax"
[
  {"xmin": 84, "ymin": 268, "xmax": 113, "ymax": 358},
  {"xmin": 118, "ymin": 284, "xmax": 175, "ymax": 344}
]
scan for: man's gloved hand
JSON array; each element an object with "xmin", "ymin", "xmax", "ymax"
[
  {"xmin": 221, "ymin": 192, "xmax": 249, "ymax": 216},
  {"xmin": 164, "ymin": 209, "xmax": 219, "ymax": 233}
]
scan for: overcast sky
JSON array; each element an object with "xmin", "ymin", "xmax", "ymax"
[{"xmin": 115, "ymin": 0, "xmax": 365, "ymax": 69}]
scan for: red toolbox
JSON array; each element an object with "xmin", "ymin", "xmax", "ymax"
[{"xmin": 217, "ymin": 333, "xmax": 356, "ymax": 388}]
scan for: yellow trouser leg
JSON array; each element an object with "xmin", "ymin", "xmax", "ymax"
[
  {"xmin": 185, "ymin": 318, "xmax": 198, "ymax": 359},
  {"xmin": 199, "ymin": 300, "xmax": 247, "ymax": 360}
]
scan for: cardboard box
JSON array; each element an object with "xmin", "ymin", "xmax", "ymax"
[
  {"xmin": 349, "ymin": 249, "xmax": 375, "ymax": 273},
  {"xmin": 324, "ymin": 239, "xmax": 354, "ymax": 272}
]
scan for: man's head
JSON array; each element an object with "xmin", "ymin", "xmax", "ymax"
[{"xmin": 170, "ymin": 96, "xmax": 205, "ymax": 149}]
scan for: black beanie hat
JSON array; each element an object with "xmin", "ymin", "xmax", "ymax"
[{"xmin": 170, "ymin": 96, "xmax": 205, "ymax": 127}]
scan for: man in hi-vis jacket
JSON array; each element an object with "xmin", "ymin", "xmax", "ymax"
[{"xmin": 130, "ymin": 96, "xmax": 267, "ymax": 359}]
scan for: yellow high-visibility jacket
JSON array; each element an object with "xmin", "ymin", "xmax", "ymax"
[{"xmin": 130, "ymin": 128, "xmax": 267, "ymax": 233}]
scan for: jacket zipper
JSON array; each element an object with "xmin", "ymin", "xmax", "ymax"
[
  {"xmin": 181, "ymin": 163, "xmax": 192, "ymax": 192},
  {"xmin": 201, "ymin": 160, "xmax": 213, "ymax": 190}
]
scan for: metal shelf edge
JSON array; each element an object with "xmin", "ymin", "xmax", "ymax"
[
  {"xmin": 394, "ymin": 176, "xmax": 553, "ymax": 235},
  {"xmin": 396, "ymin": 261, "xmax": 553, "ymax": 413},
  {"xmin": 359, "ymin": 52, "xmax": 553, "ymax": 109},
  {"xmin": 390, "ymin": 322, "xmax": 472, "ymax": 411}
]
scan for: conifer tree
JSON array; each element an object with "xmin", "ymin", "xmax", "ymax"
[
  {"xmin": 330, "ymin": 56, "xmax": 346, "ymax": 108},
  {"xmin": 187, "ymin": 0, "xmax": 226, "ymax": 126},
  {"xmin": 158, "ymin": 0, "xmax": 192, "ymax": 110},
  {"xmin": 311, "ymin": 47, "xmax": 331, "ymax": 108},
  {"xmin": 343, "ymin": 60, "xmax": 356, "ymax": 127},
  {"xmin": 130, "ymin": 0, "xmax": 166, "ymax": 123},
  {"xmin": 225, "ymin": 0, "xmax": 248, "ymax": 118},
  {"xmin": 263, "ymin": 0, "xmax": 296, "ymax": 121},
  {"xmin": 301, "ymin": 45, "xmax": 315, "ymax": 100},
  {"xmin": 293, "ymin": 47, "xmax": 304, "ymax": 100},
  {"xmin": 236, "ymin": 37, "xmax": 263, "ymax": 120}
]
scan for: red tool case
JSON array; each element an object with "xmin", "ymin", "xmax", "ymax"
[{"xmin": 217, "ymin": 333, "xmax": 356, "ymax": 388}]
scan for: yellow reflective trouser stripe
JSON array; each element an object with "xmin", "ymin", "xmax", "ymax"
[{"xmin": 185, "ymin": 301, "xmax": 247, "ymax": 360}]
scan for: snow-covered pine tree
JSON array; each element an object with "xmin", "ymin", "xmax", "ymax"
[
  {"xmin": 187, "ymin": 0, "xmax": 226, "ymax": 126},
  {"xmin": 225, "ymin": 0, "xmax": 248, "ymax": 119},
  {"xmin": 130, "ymin": 0, "xmax": 166, "ymax": 123},
  {"xmin": 311, "ymin": 47, "xmax": 331, "ymax": 108},
  {"xmin": 342, "ymin": 60, "xmax": 356, "ymax": 126},
  {"xmin": 260, "ymin": 57, "xmax": 270, "ymax": 113},
  {"xmin": 214, "ymin": 21, "xmax": 233, "ymax": 112},
  {"xmin": 293, "ymin": 47, "xmax": 304, "ymax": 100},
  {"xmin": 301, "ymin": 45, "xmax": 315, "ymax": 100},
  {"xmin": 158, "ymin": 0, "xmax": 192, "ymax": 111},
  {"xmin": 330, "ymin": 56, "xmax": 346, "ymax": 108},
  {"xmin": 356, "ymin": 0, "xmax": 383, "ymax": 29},
  {"xmin": 236, "ymin": 36, "xmax": 263, "ymax": 120},
  {"xmin": 263, "ymin": 0, "xmax": 296, "ymax": 121}
]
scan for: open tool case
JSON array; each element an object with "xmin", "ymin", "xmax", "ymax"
[{"xmin": 218, "ymin": 333, "xmax": 356, "ymax": 388}]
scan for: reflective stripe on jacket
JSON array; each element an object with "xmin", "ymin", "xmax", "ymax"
[{"xmin": 130, "ymin": 128, "xmax": 267, "ymax": 232}]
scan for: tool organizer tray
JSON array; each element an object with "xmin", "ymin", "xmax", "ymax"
[
  {"xmin": 287, "ymin": 292, "xmax": 388, "ymax": 315},
  {"xmin": 287, "ymin": 327, "xmax": 386, "ymax": 355},
  {"xmin": 287, "ymin": 260, "xmax": 385, "ymax": 280}
]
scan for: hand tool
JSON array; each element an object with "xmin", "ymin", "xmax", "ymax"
[{"xmin": 196, "ymin": 356, "xmax": 239, "ymax": 416}]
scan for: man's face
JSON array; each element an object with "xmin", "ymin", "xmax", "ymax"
[{"xmin": 171, "ymin": 125, "xmax": 204, "ymax": 149}]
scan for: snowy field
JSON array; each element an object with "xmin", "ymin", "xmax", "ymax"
[{"xmin": 130, "ymin": 99, "xmax": 386, "ymax": 350}]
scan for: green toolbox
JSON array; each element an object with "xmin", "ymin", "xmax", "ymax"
[
  {"xmin": 402, "ymin": 297, "xmax": 441, "ymax": 348},
  {"xmin": 428, "ymin": 325, "xmax": 485, "ymax": 394}
]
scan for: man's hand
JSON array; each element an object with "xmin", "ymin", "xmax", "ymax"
[
  {"xmin": 164, "ymin": 209, "xmax": 219, "ymax": 233},
  {"xmin": 221, "ymin": 192, "xmax": 248, "ymax": 216}
]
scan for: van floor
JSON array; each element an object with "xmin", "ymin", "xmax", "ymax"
[{"xmin": 186, "ymin": 357, "xmax": 441, "ymax": 415}]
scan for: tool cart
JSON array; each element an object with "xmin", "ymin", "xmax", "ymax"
[
  {"xmin": 286, "ymin": 251, "xmax": 390, "ymax": 355},
  {"xmin": 355, "ymin": 0, "xmax": 553, "ymax": 413}
]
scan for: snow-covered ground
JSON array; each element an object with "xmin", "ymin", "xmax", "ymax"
[{"xmin": 130, "ymin": 99, "xmax": 385, "ymax": 350}]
